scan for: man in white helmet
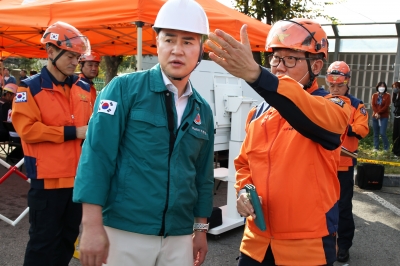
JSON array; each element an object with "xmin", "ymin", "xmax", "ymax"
[{"xmin": 73, "ymin": 1, "xmax": 214, "ymax": 266}]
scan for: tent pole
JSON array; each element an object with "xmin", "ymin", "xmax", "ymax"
[
  {"xmin": 0, "ymin": 58, "xmax": 3, "ymax": 85},
  {"xmin": 135, "ymin": 21, "xmax": 144, "ymax": 71}
]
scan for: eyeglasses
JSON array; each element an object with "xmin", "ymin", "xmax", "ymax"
[{"xmin": 268, "ymin": 55, "xmax": 313, "ymax": 68}]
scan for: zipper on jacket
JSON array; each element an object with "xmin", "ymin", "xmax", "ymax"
[
  {"xmin": 265, "ymin": 114, "xmax": 283, "ymax": 237},
  {"xmin": 159, "ymin": 92, "xmax": 176, "ymax": 236},
  {"xmin": 159, "ymin": 96, "xmax": 196, "ymax": 236}
]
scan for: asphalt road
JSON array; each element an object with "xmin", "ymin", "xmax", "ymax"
[{"xmin": 1, "ymin": 163, "xmax": 399, "ymax": 266}]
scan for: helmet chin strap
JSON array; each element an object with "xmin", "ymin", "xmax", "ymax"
[
  {"xmin": 50, "ymin": 49, "xmax": 69, "ymax": 77},
  {"xmin": 302, "ymin": 52, "xmax": 317, "ymax": 90}
]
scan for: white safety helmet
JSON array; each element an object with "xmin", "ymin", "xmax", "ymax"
[{"xmin": 153, "ymin": 0, "xmax": 209, "ymax": 35}]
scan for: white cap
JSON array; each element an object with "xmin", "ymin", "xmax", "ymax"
[{"xmin": 153, "ymin": 0, "xmax": 209, "ymax": 35}]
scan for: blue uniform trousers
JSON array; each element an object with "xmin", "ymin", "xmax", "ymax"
[{"xmin": 337, "ymin": 167, "xmax": 355, "ymax": 250}]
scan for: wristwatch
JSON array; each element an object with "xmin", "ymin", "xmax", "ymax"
[{"xmin": 193, "ymin": 223, "xmax": 209, "ymax": 232}]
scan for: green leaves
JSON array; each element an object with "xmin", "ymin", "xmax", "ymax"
[{"xmin": 233, "ymin": 0, "xmax": 342, "ymax": 24}]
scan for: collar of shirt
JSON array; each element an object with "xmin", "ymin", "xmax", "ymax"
[
  {"xmin": 43, "ymin": 66, "xmax": 73, "ymax": 88},
  {"xmin": 80, "ymin": 73, "xmax": 94, "ymax": 85},
  {"xmin": 161, "ymin": 70, "xmax": 193, "ymax": 101},
  {"xmin": 161, "ymin": 70, "xmax": 193, "ymax": 128}
]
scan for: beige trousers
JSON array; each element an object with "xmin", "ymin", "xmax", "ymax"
[{"xmin": 103, "ymin": 226, "xmax": 193, "ymax": 266}]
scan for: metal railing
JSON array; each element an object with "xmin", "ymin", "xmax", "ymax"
[{"xmin": 93, "ymin": 77, "xmax": 106, "ymax": 92}]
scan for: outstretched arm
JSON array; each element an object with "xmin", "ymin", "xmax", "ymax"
[{"xmin": 207, "ymin": 24, "xmax": 261, "ymax": 83}]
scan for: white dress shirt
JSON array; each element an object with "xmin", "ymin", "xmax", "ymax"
[{"xmin": 161, "ymin": 70, "xmax": 193, "ymax": 128}]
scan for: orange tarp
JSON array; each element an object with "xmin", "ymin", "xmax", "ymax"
[
  {"xmin": 0, "ymin": 0, "xmax": 271, "ymax": 58},
  {"xmin": 0, "ymin": 50, "xmax": 19, "ymax": 59}
]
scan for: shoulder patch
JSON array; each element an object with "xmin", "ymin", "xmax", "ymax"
[
  {"xmin": 360, "ymin": 107, "xmax": 367, "ymax": 116},
  {"xmin": 329, "ymin": 97, "xmax": 345, "ymax": 107},
  {"xmin": 98, "ymin": 100, "xmax": 117, "ymax": 115},
  {"xmin": 7, "ymin": 109, "xmax": 12, "ymax": 122},
  {"xmin": 15, "ymin": 92, "xmax": 27, "ymax": 103}
]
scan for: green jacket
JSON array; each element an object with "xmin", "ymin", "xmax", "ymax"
[{"xmin": 73, "ymin": 64, "xmax": 214, "ymax": 237}]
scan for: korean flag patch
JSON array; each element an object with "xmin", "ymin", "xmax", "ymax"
[
  {"xmin": 50, "ymin": 33, "xmax": 59, "ymax": 41},
  {"xmin": 15, "ymin": 92, "xmax": 27, "ymax": 103},
  {"xmin": 98, "ymin": 100, "xmax": 117, "ymax": 115}
]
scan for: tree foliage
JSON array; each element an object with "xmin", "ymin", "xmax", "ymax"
[
  {"xmin": 2, "ymin": 57, "xmax": 43, "ymax": 72},
  {"xmin": 232, "ymin": 0, "xmax": 342, "ymax": 66},
  {"xmin": 233, "ymin": 0, "xmax": 341, "ymax": 25},
  {"xmin": 98, "ymin": 55, "xmax": 138, "ymax": 84},
  {"xmin": 118, "ymin": 56, "xmax": 137, "ymax": 73}
]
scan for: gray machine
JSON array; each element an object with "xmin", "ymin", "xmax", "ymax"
[{"xmin": 190, "ymin": 60, "xmax": 263, "ymax": 235}]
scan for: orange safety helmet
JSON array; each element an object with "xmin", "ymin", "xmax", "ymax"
[
  {"xmin": 326, "ymin": 61, "xmax": 351, "ymax": 84},
  {"xmin": 3, "ymin": 83, "xmax": 18, "ymax": 94},
  {"xmin": 41, "ymin": 21, "xmax": 90, "ymax": 55},
  {"xmin": 79, "ymin": 51, "xmax": 101, "ymax": 63},
  {"xmin": 266, "ymin": 19, "xmax": 328, "ymax": 60}
]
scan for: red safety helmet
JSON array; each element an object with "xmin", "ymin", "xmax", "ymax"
[
  {"xmin": 266, "ymin": 19, "xmax": 329, "ymax": 60},
  {"xmin": 79, "ymin": 51, "xmax": 101, "ymax": 63},
  {"xmin": 326, "ymin": 61, "xmax": 351, "ymax": 84},
  {"xmin": 41, "ymin": 21, "xmax": 90, "ymax": 55}
]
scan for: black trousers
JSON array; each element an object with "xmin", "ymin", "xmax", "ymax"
[
  {"xmin": 337, "ymin": 167, "xmax": 355, "ymax": 250},
  {"xmin": 238, "ymin": 246, "xmax": 275, "ymax": 266},
  {"xmin": 23, "ymin": 187, "xmax": 82, "ymax": 266},
  {"xmin": 392, "ymin": 117, "xmax": 400, "ymax": 155},
  {"xmin": 237, "ymin": 246, "xmax": 334, "ymax": 266}
]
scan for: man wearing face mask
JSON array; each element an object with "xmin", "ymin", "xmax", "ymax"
[
  {"xmin": 326, "ymin": 61, "xmax": 369, "ymax": 262},
  {"xmin": 371, "ymin": 81, "xmax": 390, "ymax": 152},
  {"xmin": 206, "ymin": 19, "xmax": 351, "ymax": 265}
]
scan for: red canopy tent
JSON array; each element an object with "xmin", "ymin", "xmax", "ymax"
[{"xmin": 0, "ymin": 0, "xmax": 271, "ymax": 67}]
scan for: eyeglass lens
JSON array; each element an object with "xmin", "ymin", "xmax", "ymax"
[{"xmin": 269, "ymin": 55, "xmax": 298, "ymax": 68}]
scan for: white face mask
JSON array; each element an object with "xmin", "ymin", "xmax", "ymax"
[
  {"xmin": 378, "ymin": 87, "xmax": 385, "ymax": 93},
  {"xmin": 297, "ymin": 61, "xmax": 316, "ymax": 86}
]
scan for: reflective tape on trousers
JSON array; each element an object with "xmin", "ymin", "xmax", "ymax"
[{"xmin": 357, "ymin": 158, "xmax": 400, "ymax": 166}]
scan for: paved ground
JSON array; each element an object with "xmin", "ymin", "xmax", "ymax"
[{"xmin": 1, "ymin": 158, "xmax": 399, "ymax": 266}]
